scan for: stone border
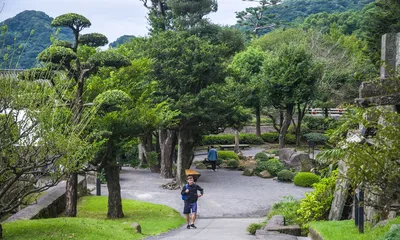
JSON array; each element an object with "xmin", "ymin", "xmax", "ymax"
[{"xmin": 4, "ymin": 175, "xmax": 87, "ymax": 222}]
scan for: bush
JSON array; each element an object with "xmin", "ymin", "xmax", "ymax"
[
  {"xmin": 201, "ymin": 133, "xmax": 264, "ymax": 145},
  {"xmin": 303, "ymin": 116, "xmax": 339, "ymax": 131},
  {"xmin": 227, "ymin": 159, "xmax": 239, "ymax": 168},
  {"xmin": 294, "ymin": 172, "xmax": 320, "ymax": 187},
  {"xmin": 218, "ymin": 151, "xmax": 239, "ymax": 161},
  {"xmin": 303, "ymin": 132, "xmax": 329, "ymax": 145},
  {"xmin": 247, "ymin": 223, "xmax": 264, "ymax": 235},
  {"xmin": 269, "ymin": 149, "xmax": 280, "ymax": 155},
  {"xmin": 255, "ymin": 152, "xmax": 269, "ymax": 161},
  {"xmin": 383, "ymin": 224, "xmax": 400, "ymax": 240},
  {"xmin": 261, "ymin": 132, "xmax": 279, "ymax": 143},
  {"xmin": 255, "ymin": 161, "xmax": 269, "ymax": 174},
  {"xmin": 277, "ymin": 170, "xmax": 295, "ymax": 182},
  {"xmin": 285, "ymin": 133, "xmax": 296, "ymax": 144},
  {"xmin": 267, "ymin": 196, "xmax": 300, "ymax": 225},
  {"xmin": 297, "ymin": 171, "xmax": 337, "ymax": 230},
  {"xmin": 265, "ymin": 158, "xmax": 285, "ymax": 176},
  {"xmin": 239, "ymin": 134, "xmax": 264, "ymax": 145}
]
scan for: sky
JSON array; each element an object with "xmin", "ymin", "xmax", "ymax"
[{"xmin": 0, "ymin": 0, "xmax": 257, "ymax": 43}]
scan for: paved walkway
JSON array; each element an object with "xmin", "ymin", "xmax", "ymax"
[{"xmin": 94, "ymin": 147, "xmax": 312, "ymax": 240}]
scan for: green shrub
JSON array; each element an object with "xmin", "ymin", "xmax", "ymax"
[
  {"xmin": 255, "ymin": 161, "xmax": 269, "ymax": 174},
  {"xmin": 303, "ymin": 116, "xmax": 339, "ymax": 131},
  {"xmin": 269, "ymin": 149, "xmax": 280, "ymax": 155},
  {"xmin": 277, "ymin": 170, "xmax": 295, "ymax": 182},
  {"xmin": 294, "ymin": 172, "xmax": 320, "ymax": 187},
  {"xmin": 285, "ymin": 133, "xmax": 296, "ymax": 144},
  {"xmin": 303, "ymin": 132, "xmax": 329, "ymax": 145},
  {"xmin": 202, "ymin": 134, "xmax": 234, "ymax": 145},
  {"xmin": 267, "ymin": 196, "xmax": 300, "ymax": 225},
  {"xmin": 255, "ymin": 152, "xmax": 269, "ymax": 161},
  {"xmin": 227, "ymin": 159, "xmax": 239, "ymax": 168},
  {"xmin": 297, "ymin": 171, "xmax": 337, "ymax": 230},
  {"xmin": 218, "ymin": 151, "xmax": 239, "ymax": 161},
  {"xmin": 239, "ymin": 133, "xmax": 264, "ymax": 144},
  {"xmin": 383, "ymin": 224, "xmax": 400, "ymax": 240},
  {"xmin": 261, "ymin": 132, "xmax": 279, "ymax": 143},
  {"xmin": 265, "ymin": 158, "xmax": 285, "ymax": 176},
  {"xmin": 247, "ymin": 223, "xmax": 264, "ymax": 235}
]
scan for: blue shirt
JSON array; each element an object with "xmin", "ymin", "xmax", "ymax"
[{"xmin": 207, "ymin": 148, "xmax": 218, "ymax": 161}]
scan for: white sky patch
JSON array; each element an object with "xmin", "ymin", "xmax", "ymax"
[{"xmin": 1, "ymin": 0, "xmax": 258, "ymax": 43}]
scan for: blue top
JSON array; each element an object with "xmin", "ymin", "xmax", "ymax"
[{"xmin": 207, "ymin": 148, "xmax": 218, "ymax": 161}]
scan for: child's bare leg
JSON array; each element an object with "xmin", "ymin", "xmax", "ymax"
[{"xmin": 192, "ymin": 212, "xmax": 197, "ymax": 224}]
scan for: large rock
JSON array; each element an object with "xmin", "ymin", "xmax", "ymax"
[
  {"xmin": 243, "ymin": 167, "xmax": 255, "ymax": 176},
  {"xmin": 195, "ymin": 163, "xmax": 207, "ymax": 169},
  {"xmin": 258, "ymin": 170, "xmax": 273, "ymax": 178},
  {"xmin": 131, "ymin": 222, "xmax": 142, "ymax": 233},
  {"xmin": 279, "ymin": 148, "xmax": 313, "ymax": 172}
]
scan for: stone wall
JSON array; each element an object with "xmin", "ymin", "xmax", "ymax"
[{"xmin": 5, "ymin": 175, "xmax": 87, "ymax": 222}]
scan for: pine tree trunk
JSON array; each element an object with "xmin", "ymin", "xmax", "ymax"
[
  {"xmin": 159, "ymin": 129, "xmax": 177, "ymax": 178},
  {"xmin": 279, "ymin": 104, "xmax": 294, "ymax": 149},
  {"xmin": 139, "ymin": 133, "xmax": 153, "ymax": 168},
  {"xmin": 176, "ymin": 128, "xmax": 195, "ymax": 186},
  {"xmin": 255, "ymin": 106, "xmax": 261, "ymax": 137},
  {"xmin": 105, "ymin": 165, "xmax": 124, "ymax": 218},
  {"xmin": 234, "ymin": 130, "xmax": 240, "ymax": 153},
  {"xmin": 0, "ymin": 223, "xmax": 3, "ymax": 239},
  {"xmin": 65, "ymin": 172, "xmax": 78, "ymax": 217}
]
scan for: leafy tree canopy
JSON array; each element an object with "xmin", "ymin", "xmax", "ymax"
[
  {"xmin": 79, "ymin": 33, "xmax": 108, "ymax": 47},
  {"xmin": 109, "ymin": 35, "xmax": 136, "ymax": 48},
  {"xmin": 52, "ymin": 13, "xmax": 91, "ymax": 31}
]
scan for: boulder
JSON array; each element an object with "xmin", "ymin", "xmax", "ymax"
[
  {"xmin": 195, "ymin": 163, "xmax": 207, "ymax": 169},
  {"xmin": 243, "ymin": 167, "xmax": 255, "ymax": 176},
  {"xmin": 279, "ymin": 148, "xmax": 314, "ymax": 172},
  {"xmin": 131, "ymin": 222, "xmax": 142, "ymax": 233},
  {"xmin": 258, "ymin": 170, "xmax": 273, "ymax": 178},
  {"xmin": 245, "ymin": 160, "xmax": 257, "ymax": 169}
]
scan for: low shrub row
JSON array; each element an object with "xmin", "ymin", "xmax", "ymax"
[{"xmin": 202, "ymin": 132, "xmax": 297, "ymax": 145}]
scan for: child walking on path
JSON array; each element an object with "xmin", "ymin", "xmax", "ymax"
[{"xmin": 181, "ymin": 175, "xmax": 204, "ymax": 229}]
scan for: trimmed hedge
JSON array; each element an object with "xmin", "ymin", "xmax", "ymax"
[
  {"xmin": 303, "ymin": 132, "xmax": 329, "ymax": 145},
  {"xmin": 227, "ymin": 159, "xmax": 240, "ymax": 168},
  {"xmin": 277, "ymin": 169, "xmax": 295, "ymax": 182},
  {"xmin": 201, "ymin": 134, "xmax": 263, "ymax": 145},
  {"xmin": 260, "ymin": 132, "xmax": 296, "ymax": 144},
  {"xmin": 218, "ymin": 151, "xmax": 239, "ymax": 161},
  {"xmin": 294, "ymin": 172, "xmax": 320, "ymax": 187},
  {"xmin": 255, "ymin": 152, "xmax": 269, "ymax": 161},
  {"xmin": 303, "ymin": 116, "xmax": 339, "ymax": 131}
]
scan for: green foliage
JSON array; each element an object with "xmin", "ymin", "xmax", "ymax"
[
  {"xmin": 285, "ymin": 133, "xmax": 296, "ymax": 144},
  {"xmin": 52, "ymin": 13, "xmax": 91, "ymax": 29},
  {"xmin": 227, "ymin": 159, "xmax": 240, "ymax": 169},
  {"xmin": 109, "ymin": 35, "xmax": 135, "ymax": 48},
  {"xmin": 98, "ymin": 169, "xmax": 107, "ymax": 184},
  {"xmin": 259, "ymin": 158, "xmax": 284, "ymax": 176},
  {"xmin": 302, "ymin": 116, "xmax": 339, "ymax": 131},
  {"xmin": 79, "ymin": 33, "xmax": 108, "ymax": 47},
  {"xmin": 247, "ymin": 223, "xmax": 264, "ymax": 235},
  {"xmin": 239, "ymin": 134, "xmax": 264, "ymax": 145},
  {"xmin": 218, "ymin": 151, "xmax": 239, "ymax": 161},
  {"xmin": 277, "ymin": 170, "xmax": 295, "ymax": 182},
  {"xmin": 382, "ymin": 225, "xmax": 400, "ymax": 240},
  {"xmin": 88, "ymin": 50, "xmax": 130, "ymax": 68},
  {"xmin": 0, "ymin": 10, "xmax": 73, "ymax": 69},
  {"xmin": 296, "ymin": 170, "xmax": 337, "ymax": 229},
  {"xmin": 303, "ymin": 133, "xmax": 329, "ymax": 145},
  {"xmin": 18, "ymin": 68, "xmax": 53, "ymax": 81},
  {"xmin": 201, "ymin": 133, "xmax": 264, "ymax": 145},
  {"xmin": 37, "ymin": 45, "xmax": 77, "ymax": 64},
  {"xmin": 293, "ymin": 172, "xmax": 320, "ymax": 187},
  {"xmin": 255, "ymin": 152, "xmax": 269, "ymax": 161},
  {"xmin": 267, "ymin": 196, "xmax": 301, "ymax": 225},
  {"xmin": 261, "ymin": 132, "xmax": 279, "ymax": 143}
]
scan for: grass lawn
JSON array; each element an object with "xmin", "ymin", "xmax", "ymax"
[
  {"xmin": 310, "ymin": 217, "xmax": 400, "ymax": 240},
  {"xmin": 3, "ymin": 196, "xmax": 185, "ymax": 240}
]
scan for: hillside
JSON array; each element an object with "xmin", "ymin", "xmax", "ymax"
[
  {"xmin": 0, "ymin": 10, "xmax": 73, "ymax": 69},
  {"xmin": 109, "ymin": 35, "xmax": 135, "ymax": 48},
  {"xmin": 236, "ymin": 0, "xmax": 374, "ymax": 35}
]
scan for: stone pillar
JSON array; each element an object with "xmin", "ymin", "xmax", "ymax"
[
  {"xmin": 329, "ymin": 160, "xmax": 350, "ymax": 220},
  {"xmin": 380, "ymin": 33, "xmax": 400, "ymax": 80}
]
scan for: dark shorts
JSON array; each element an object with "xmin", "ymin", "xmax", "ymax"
[{"xmin": 183, "ymin": 202, "xmax": 198, "ymax": 214}]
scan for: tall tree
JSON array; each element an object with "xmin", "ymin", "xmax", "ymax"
[
  {"xmin": 22, "ymin": 13, "xmax": 130, "ymax": 217},
  {"xmin": 262, "ymin": 43, "xmax": 322, "ymax": 148},
  {"xmin": 230, "ymin": 46, "xmax": 266, "ymax": 137}
]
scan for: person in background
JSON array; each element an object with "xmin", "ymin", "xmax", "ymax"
[{"xmin": 207, "ymin": 145, "xmax": 218, "ymax": 171}]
